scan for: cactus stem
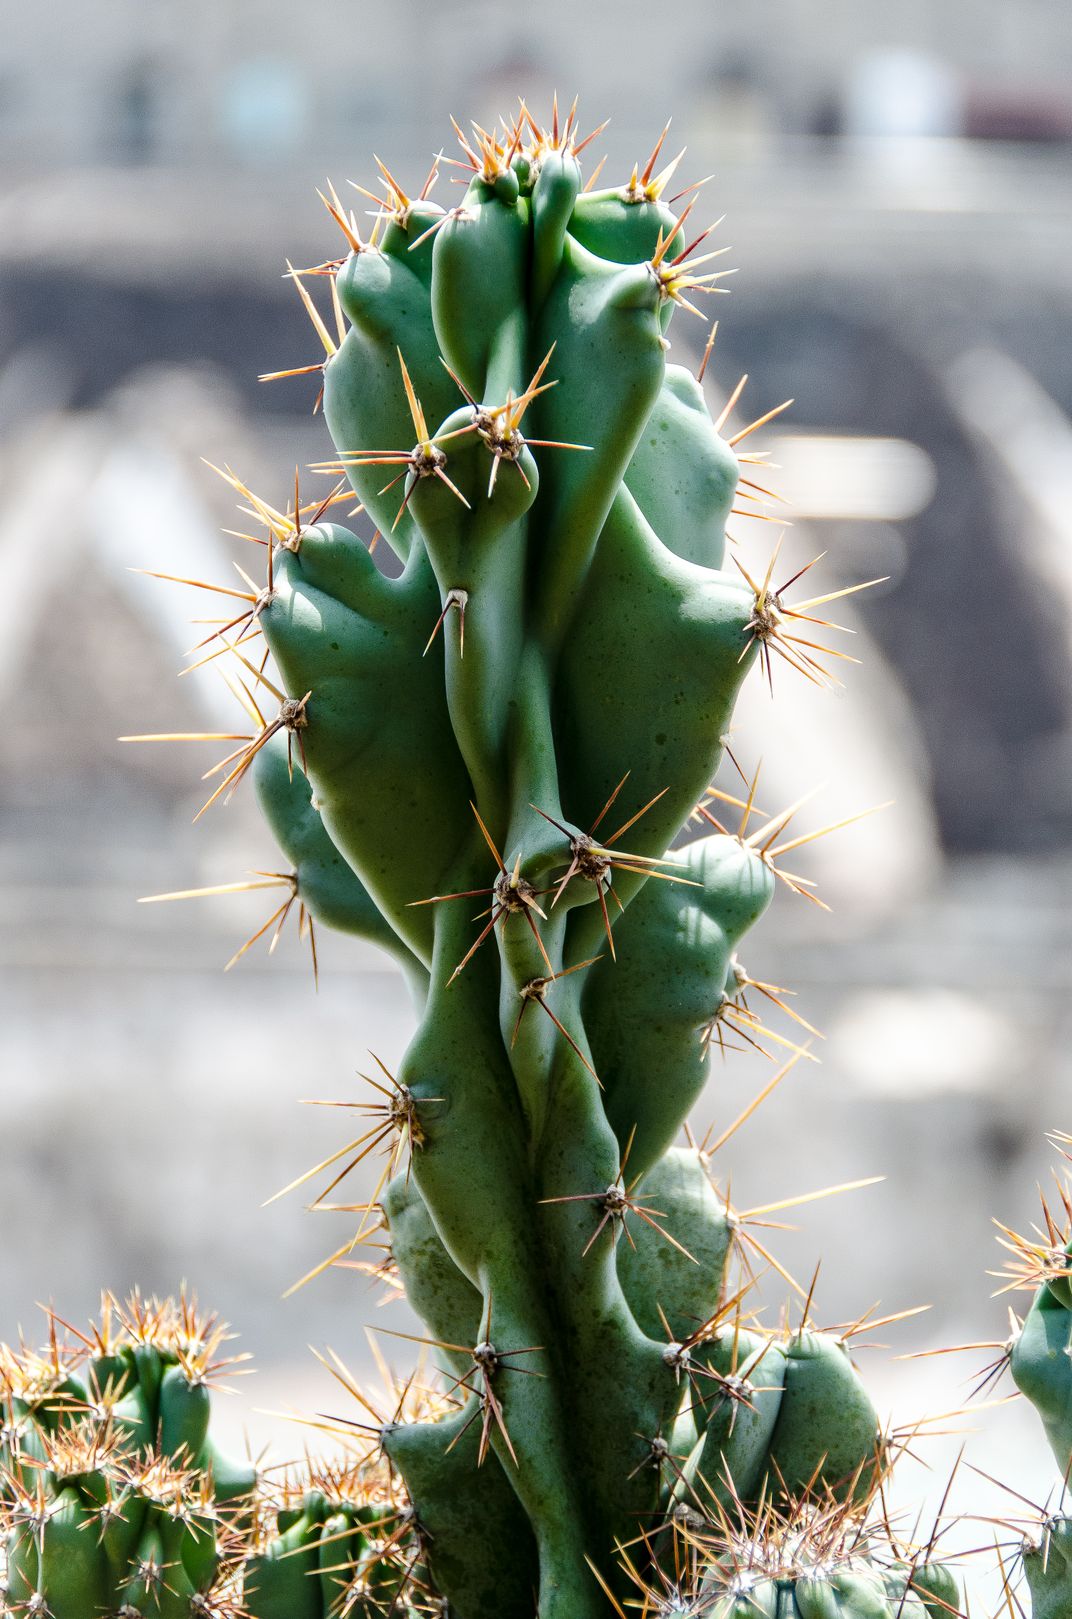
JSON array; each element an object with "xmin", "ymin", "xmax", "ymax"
[{"xmin": 409, "ymin": 804, "xmax": 553, "ymax": 980}]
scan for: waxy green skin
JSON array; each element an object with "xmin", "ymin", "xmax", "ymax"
[
  {"xmin": 243, "ymin": 137, "xmax": 888, "ymax": 1619},
  {"xmin": 0, "ymin": 1343, "xmax": 254, "ymax": 1618}
]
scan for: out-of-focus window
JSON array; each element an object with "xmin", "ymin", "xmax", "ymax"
[
  {"xmin": 114, "ymin": 60, "xmax": 161, "ymax": 164},
  {"xmin": 843, "ymin": 50, "xmax": 961, "ymax": 139},
  {"xmin": 219, "ymin": 57, "xmax": 309, "ymax": 161}
]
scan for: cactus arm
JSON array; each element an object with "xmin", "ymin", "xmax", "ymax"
[
  {"xmin": 327, "ymin": 234, "xmax": 459, "ymax": 560},
  {"xmin": 584, "ymin": 834, "xmax": 776, "ymax": 1176},
  {"xmin": 624, "ymin": 364, "xmax": 740, "ymax": 569},
  {"xmin": 685, "ymin": 1330, "xmax": 790, "ymax": 1509},
  {"xmin": 554, "ymin": 495, "xmax": 757, "ymax": 965},
  {"xmin": 765, "ymin": 1331, "xmax": 884, "ymax": 1503},
  {"xmin": 531, "ymin": 150, "xmax": 582, "ymax": 307},
  {"xmin": 567, "ymin": 188, "xmax": 682, "ymax": 267},
  {"xmin": 1010, "ymin": 1252, "xmax": 1072, "ymax": 1475},
  {"xmin": 382, "ymin": 1174, "xmax": 482, "ymax": 1357},
  {"xmin": 615, "ymin": 1148, "xmax": 733, "ymax": 1343},
  {"xmin": 406, "ymin": 410, "xmax": 537, "ymax": 827},
  {"xmin": 384, "ymin": 1404, "xmax": 540, "ymax": 1619},
  {"xmin": 528, "ymin": 246, "xmax": 665, "ymax": 648},
  {"xmin": 260, "ymin": 531, "xmax": 474, "ymax": 964},
  {"xmin": 252, "ymin": 733, "xmax": 429, "ymax": 999},
  {"xmin": 431, "ymin": 180, "xmax": 530, "ymax": 401}
]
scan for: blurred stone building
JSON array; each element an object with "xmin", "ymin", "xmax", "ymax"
[{"xmin": 1, "ymin": 0, "xmax": 1071, "ymax": 168}]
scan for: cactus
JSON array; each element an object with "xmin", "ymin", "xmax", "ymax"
[
  {"xmin": 1004, "ymin": 1145, "xmax": 1072, "ymax": 1477},
  {"xmin": 591, "ymin": 1492, "xmax": 961, "ymax": 1619},
  {"xmin": 986, "ymin": 1136, "xmax": 1072, "ymax": 1619},
  {"xmin": 243, "ymin": 1458, "xmax": 428, "ymax": 1619},
  {"xmin": 1023, "ymin": 1517, "xmax": 1072, "ymax": 1619},
  {"xmin": 121, "ymin": 102, "xmax": 932, "ymax": 1619},
  {"xmin": 0, "ymin": 1294, "xmax": 256, "ymax": 1618}
]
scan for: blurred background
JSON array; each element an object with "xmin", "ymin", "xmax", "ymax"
[{"xmin": 3, "ymin": 0, "xmax": 1071, "ymax": 1601}]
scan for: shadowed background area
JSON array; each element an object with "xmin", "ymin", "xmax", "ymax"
[{"xmin": 2, "ymin": 0, "xmax": 1071, "ymax": 1603}]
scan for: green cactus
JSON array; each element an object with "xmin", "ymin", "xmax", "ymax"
[
  {"xmin": 243, "ymin": 1457, "xmax": 431, "ymax": 1619},
  {"xmin": 987, "ymin": 1143, "xmax": 1072, "ymax": 1619},
  {"xmin": 1005, "ymin": 1184, "xmax": 1072, "ymax": 1477},
  {"xmin": 126, "ymin": 104, "xmax": 898, "ymax": 1619},
  {"xmin": 623, "ymin": 1493, "xmax": 960, "ymax": 1619},
  {"xmin": 0, "ymin": 1294, "xmax": 256, "ymax": 1618}
]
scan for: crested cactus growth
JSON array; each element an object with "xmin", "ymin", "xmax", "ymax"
[
  {"xmin": 121, "ymin": 102, "xmax": 927, "ymax": 1619},
  {"xmin": 0, "ymin": 1295, "xmax": 255, "ymax": 1618}
]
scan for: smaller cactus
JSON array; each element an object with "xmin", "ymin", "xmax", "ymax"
[
  {"xmin": 0, "ymin": 1293, "xmax": 256, "ymax": 1619},
  {"xmin": 587, "ymin": 1490, "xmax": 960, "ymax": 1619},
  {"xmin": 244, "ymin": 1458, "xmax": 430, "ymax": 1619}
]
